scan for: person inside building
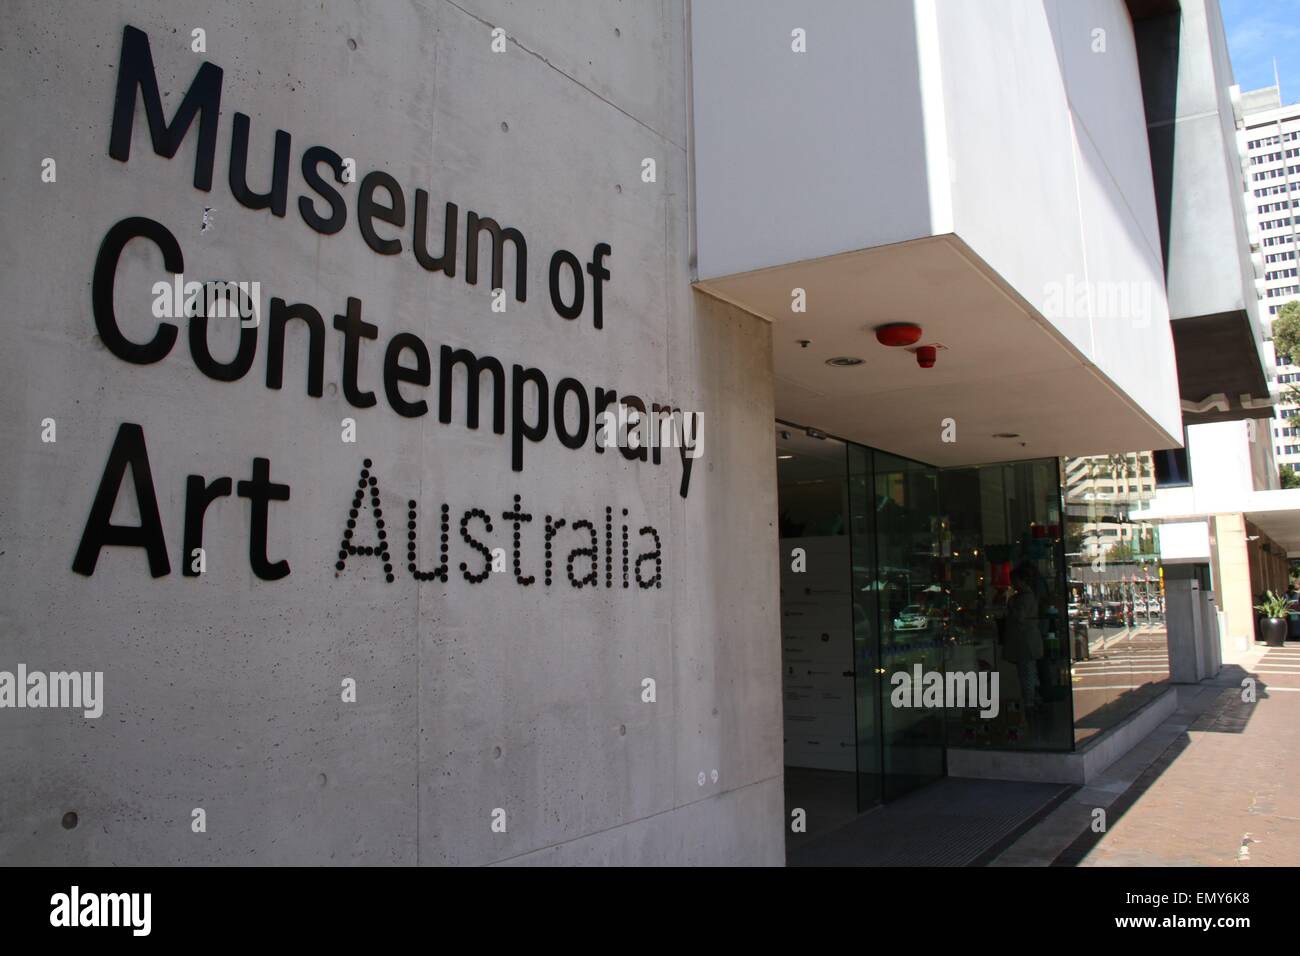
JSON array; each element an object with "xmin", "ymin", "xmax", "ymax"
[{"xmin": 1003, "ymin": 565, "xmax": 1045, "ymax": 714}]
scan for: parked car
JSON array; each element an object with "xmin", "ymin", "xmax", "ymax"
[
  {"xmin": 892, "ymin": 605, "xmax": 929, "ymax": 632},
  {"xmin": 1090, "ymin": 603, "xmax": 1124, "ymax": 627}
]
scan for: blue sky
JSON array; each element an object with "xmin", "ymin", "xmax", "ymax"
[{"xmin": 1222, "ymin": 0, "xmax": 1300, "ymax": 100}]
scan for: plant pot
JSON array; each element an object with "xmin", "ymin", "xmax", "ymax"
[{"xmin": 1261, "ymin": 617, "xmax": 1288, "ymax": 647}]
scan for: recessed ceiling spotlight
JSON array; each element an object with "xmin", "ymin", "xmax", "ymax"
[
  {"xmin": 825, "ymin": 356, "xmax": 864, "ymax": 367},
  {"xmin": 778, "ymin": 454, "xmax": 794, "ymax": 460}
]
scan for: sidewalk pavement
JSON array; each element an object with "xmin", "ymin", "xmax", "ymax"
[{"xmin": 991, "ymin": 642, "xmax": 1300, "ymax": 866}]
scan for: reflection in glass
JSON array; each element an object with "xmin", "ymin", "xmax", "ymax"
[
  {"xmin": 872, "ymin": 453, "xmax": 948, "ymax": 798},
  {"xmin": 783, "ymin": 432, "xmax": 1097, "ymax": 842},
  {"xmin": 1063, "ymin": 454, "xmax": 1171, "ymax": 744},
  {"xmin": 937, "ymin": 460, "xmax": 1072, "ymax": 750},
  {"xmin": 847, "ymin": 444, "xmax": 881, "ymax": 807}
]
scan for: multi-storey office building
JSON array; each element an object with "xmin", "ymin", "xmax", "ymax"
[
  {"xmin": 1240, "ymin": 86, "xmax": 1300, "ymax": 474},
  {"xmin": 0, "ymin": 0, "xmax": 1267, "ymax": 865}
]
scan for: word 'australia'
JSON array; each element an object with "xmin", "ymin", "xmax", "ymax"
[{"xmin": 338, "ymin": 459, "xmax": 663, "ymax": 589}]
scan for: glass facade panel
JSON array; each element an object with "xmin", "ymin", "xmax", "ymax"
[
  {"xmin": 872, "ymin": 452, "xmax": 948, "ymax": 799},
  {"xmin": 847, "ymin": 443, "xmax": 882, "ymax": 808},
  {"xmin": 781, "ymin": 427, "xmax": 1091, "ymax": 836},
  {"xmin": 778, "ymin": 430, "xmax": 858, "ymax": 836},
  {"xmin": 938, "ymin": 460, "xmax": 1072, "ymax": 751},
  {"xmin": 1063, "ymin": 454, "xmax": 1171, "ymax": 744}
]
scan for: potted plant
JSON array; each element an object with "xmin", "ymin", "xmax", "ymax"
[{"xmin": 1254, "ymin": 591, "xmax": 1291, "ymax": 647}]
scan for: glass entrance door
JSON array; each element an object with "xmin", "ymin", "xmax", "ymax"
[
  {"xmin": 782, "ymin": 425, "xmax": 1076, "ymax": 844},
  {"xmin": 778, "ymin": 428, "xmax": 859, "ymax": 839},
  {"xmin": 780, "ymin": 432, "xmax": 948, "ymax": 825},
  {"xmin": 855, "ymin": 450, "xmax": 947, "ymax": 802}
]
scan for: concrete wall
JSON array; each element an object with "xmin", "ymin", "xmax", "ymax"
[{"xmin": 0, "ymin": 0, "xmax": 784, "ymax": 865}]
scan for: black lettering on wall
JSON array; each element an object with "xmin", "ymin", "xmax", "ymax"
[
  {"xmin": 406, "ymin": 498, "xmax": 450, "ymax": 583},
  {"xmin": 459, "ymin": 509, "xmax": 494, "ymax": 583},
  {"xmin": 93, "ymin": 217, "xmax": 181, "ymax": 365},
  {"xmin": 512, "ymin": 365, "xmax": 549, "ymax": 472},
  {"xmin": 620, "ymin": 395, "xmax": 648, "ymax": 463},
  {"xmin": 566, "ymin": 520, "xmax": 598, "ymax": 588},
  {"xmin": 237, "ymin": 457, "xmax": 291, "ymax": 581},
  {"xmin": 543, "ymin": 515, "xmax": 566, "ymax": 586},
  {"xmin": 335, "ymin": 459, "xmax": 392, "ymax": 583},
  {"xmin": 414, "ymin": 192, "xmax": 457, "ymax": 277},
  {"xmin": 502, "ymin": 494, "xmax": 535, "ymax": 586},
  {"xmin": 677, "ymin": 444, "xmax": 696, "ymax": 500},
  {"xmin": 72, "ymin": 423, "xmax": 170, "ymax": 577},
  {"xmin": 553, "ymin": 377, "xmax": 590, "ymax": 450},
  {"xmin": 189, "ymin": 294, "xmax": 258, "ymax": 382},
  {"xmin": 333, "ymin": 297, "xmax": 378, "ymax": 408},
  {"xmin": 384, "ymin": 333, "xmax": 431, "ymax": 418},
  {"xmin": 548, "ymin": 250, "xmax": 584, "ymax": 320},
  {"xmin": 604, "ymin": 506, "xmax": 613, "ymax": 588},
  {"xmin": 299, "ymin": 146, "xmax": 348, "ymax": 235},
  {"xmin": 358, "ymin": 170, "xmax": 406, "ymax": 255},
  {"xmin": 265, "ymin": 298, "xmax": 326, "ymax": 397},
  {"xmin": 593, "ymin": 388, "xmax": 617, "ymax": 455},
  {"xmin": 439, "ymin": 347, "xmax": 505, "ymax": 433},
  {"xmin": 229, "ymin": 112, "xmax": 291, "ymax": 216},
  {"xmin": 108, "ymin": 25, "xmax": 223, "ymax": 191},
  {"xmin": 182, "ymin": 475, "xmax": 232, "ymax": 577},
  {"xmin": 636, "ymin": 526, "xmax": 663, "ymax": 590},
  {"xmin": 466, "ymin": 212, "xmax": 527, "ymax": 301},
  {"xmin": 649, "ymin": 403, "xmax": 670, "ymax": 466},
  {"xmin": 585, "ymin": 243, "xmax": 611, "ymax": 330},
  {"xmin": 621, "ymin": 508, "xmax": 629, "ymax": 588}
]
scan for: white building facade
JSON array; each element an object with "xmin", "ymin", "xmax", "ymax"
[{"xmin": 0, "ymin": 0, "xmax": 1266, "ymax": 865}]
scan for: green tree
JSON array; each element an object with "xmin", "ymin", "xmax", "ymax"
[
  {"xmin": 1273, "ymin": 302, "xmax": 1300, "ymax": 429},
  {"xmin": 1282, "ymin": 467, "xmax": 1300, "ymax": 490},
  {"xmin": 1273, "ymin": 301, "xmax": 1300, "ymax": 363},
  {"xmin": 1106, "ymin": 541, "xmax": 1136, "ymax": 564}
]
